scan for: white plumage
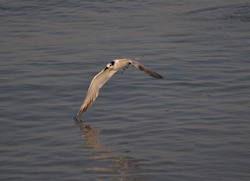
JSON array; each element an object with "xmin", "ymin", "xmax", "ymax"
[{"xmin": 75, "ymin": 57, "xmax": 163, "ymax": 118}]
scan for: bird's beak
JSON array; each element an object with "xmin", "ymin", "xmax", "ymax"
[{"xmin": 104, "ymin": 67, "xmax": 108, "ymax": 71}]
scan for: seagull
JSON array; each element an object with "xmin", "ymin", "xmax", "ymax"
[{"xmin": 75, "ymin": 57, "xmax": 163, "ymax": 118}]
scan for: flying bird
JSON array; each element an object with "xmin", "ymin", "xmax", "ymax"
[{"xmin": 75, "ymin": 57, "xmax": 163, "ymax": 118}]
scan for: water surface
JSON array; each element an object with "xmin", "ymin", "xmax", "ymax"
[{"xmin": 1, "ymin": 0, "xmax": 250, "ymax": 180}]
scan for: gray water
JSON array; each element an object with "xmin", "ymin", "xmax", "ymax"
[{"xmin": 1, "ymin": 0, "xmax": 250, "ymax": 180}]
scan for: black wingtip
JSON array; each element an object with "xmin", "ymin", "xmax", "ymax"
[{"xmin": 158, "ymin": 75, "xmax": 164, "ymax": 79}]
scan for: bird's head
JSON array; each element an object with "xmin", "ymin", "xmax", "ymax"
[{"xmin": 104, "ymin": 60, "xmax": 115, "ymax": 70}]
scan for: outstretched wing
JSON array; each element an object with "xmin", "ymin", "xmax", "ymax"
[
  {"xmin": 75, "ymin": 68, "xmax": 117, "ymax": 117},
  {"xmin": 131, "ymin": 60, "xmax": 163, "ymax": 79}
]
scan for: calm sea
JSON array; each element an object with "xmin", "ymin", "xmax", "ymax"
[{"xmin": 1, "ymin": 0, "xmax": 250, "ymax": 180}]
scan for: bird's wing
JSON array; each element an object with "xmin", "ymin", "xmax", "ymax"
[
  {"xmin": 131, "ymin": 60, "xmax": 163, "ymax": 79},
  {"xmin": 75, "ymin": 68, "xmax": 117, "ymax": 117}
]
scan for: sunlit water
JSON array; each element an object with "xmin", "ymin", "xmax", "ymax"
[{"xmin": 1, "ymin": 0, "xmax": 250, "ymax": 180}]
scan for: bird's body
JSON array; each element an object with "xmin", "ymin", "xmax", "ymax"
[{"xmin": 75, "ymin": 57, "xmax": 163, "ymax": 118}]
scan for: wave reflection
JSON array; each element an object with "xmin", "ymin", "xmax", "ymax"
[{"xmin": 74, "ymin": 118, "xmax": 145, "ymax": 180}]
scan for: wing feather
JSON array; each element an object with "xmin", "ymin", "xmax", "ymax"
[
  {"xmin": 132, "ymin": 61, "xmax": 163, "ymax": 79},
  {"xmin": 75, "ymin": 68, "xmax": 117, "ymax": 117}
]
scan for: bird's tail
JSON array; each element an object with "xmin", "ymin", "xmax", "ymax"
[{"xmin": 136, "ymin": 56, "xmax": 144, "ymax": 62}]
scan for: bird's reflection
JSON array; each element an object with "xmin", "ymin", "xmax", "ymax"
[{"xmin": 74, "ymin": 118, "xmax": 145, "ymax": 180}]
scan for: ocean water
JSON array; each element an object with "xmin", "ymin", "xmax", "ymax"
[{"xmin": 1, "ymin": 0, "xmax": 250, "ymax": 180}]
